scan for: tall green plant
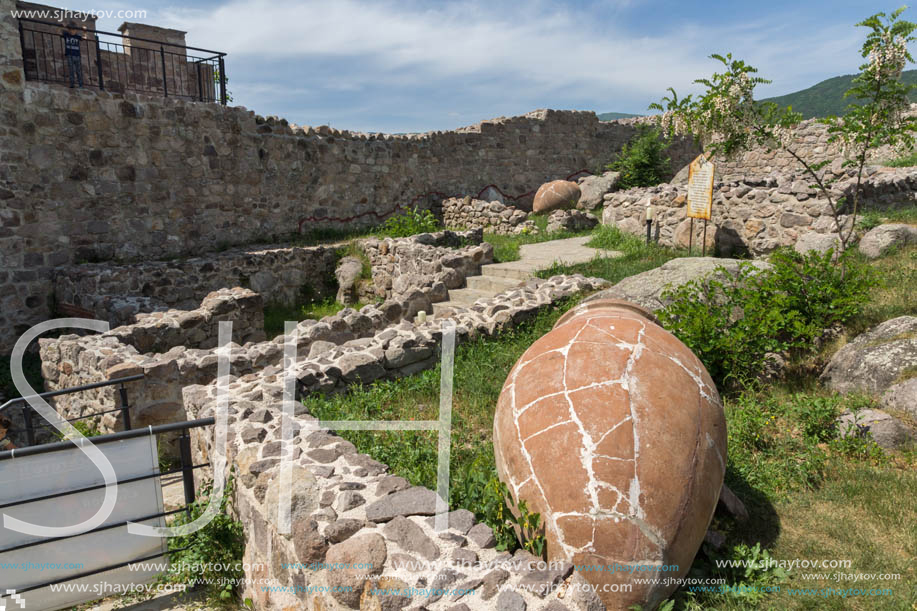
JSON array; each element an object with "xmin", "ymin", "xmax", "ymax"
[
  {"xmin": 378, "ymin": 206, "xmax": 440, "ymax": 238},
  {"xmin": 651, "ymin": 8, "xmax": 917, "ymax": 253},
  {"xmin": 657, "ymin": 250, "xmax": 874, "ymax": 389},
  {"xmin": 607, "ymin": 125, "xmax": 671, "ymax": 189}
]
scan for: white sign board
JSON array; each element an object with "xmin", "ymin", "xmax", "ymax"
[{"xmin": 0, "ymin": 436, "xmax": 167, "ymax": 611}]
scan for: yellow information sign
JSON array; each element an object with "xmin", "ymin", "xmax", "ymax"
[{"xmin": 686, "ymin": 154, "xmax": 714, "ymax": 220}]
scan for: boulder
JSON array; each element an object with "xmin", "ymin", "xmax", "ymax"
[
  {"xmin": 585, "ymin": 257, "xmax": 771, "ymax": 312},
  {"xmin": 601, "ymin": 208, "xmax": 644, "ymax": 237},
  {"xmin": 881, "ymin": 378, "xmax": 917, "ymax": 420},
  {"xmin": 673, "ymin": 218, "xmax": 716, "ymax": 252},
  {"xmin": 533, "ymin": 180, "xmax": 581, "ymax": 214},
  {"xmin": 335, "ymin": 256, "xmax": 365, "ymax": 305},
  {"xmin": 858, "ymin": 223, "xmax": 917, "ymax": 259},
  {"xmin": 794, "ymin": 231, "xmax": 842, "ymax": 256},
  {"xmin": 577, "ymin": 171, "xmax": 620, "ymax": 210},
  {"xmin": 545, "ymin": 209, "xmax": 599, "ymax": 233},
  {"xmin": 671, "ymin": 162, "xmax": 691, "ymax": 185},
  {"xmin": 820, "ymin": 316, "xmax": 917, "ymax": 395},
  {"xmin": 493, "ymin": 300, "xmax": 726, "ymax": 610},
  {"xmin": 480, "ymin": 186, "xmax": 505, "ymax": 204},
  {"xmin": 836, "ymin": 408, "xmax": 917, "ymax": 451}
]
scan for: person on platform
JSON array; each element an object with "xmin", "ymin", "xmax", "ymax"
[{"xmin": 62, "ymin": 21, "xmax": 84, "ymax": 88}]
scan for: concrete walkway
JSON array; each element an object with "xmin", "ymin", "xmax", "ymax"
[{"xmin": 433, "ymin": 236, "xmax": 622, "ymax": 314}]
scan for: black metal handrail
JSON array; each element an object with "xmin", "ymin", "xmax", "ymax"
[
  {"xmin": 17, "ymin": 17, "xmax": 227, "ymax": 104},
  {"xmin": 0, "ymin": 417, "xmax": 216, "ymax": 598},
  {"xmin": 0, "ymin": 374, "xmax": 145, "ymax": 447}
]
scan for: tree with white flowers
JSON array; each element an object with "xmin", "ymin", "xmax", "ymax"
[{"xmin": 651, "ymin": 8, "xmax": 917, "ymax": 254}]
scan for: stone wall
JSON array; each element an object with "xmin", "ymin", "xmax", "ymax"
[
  {"xmin": 361, "ymin": 229, "xmax": 493, "ymax": 303},
  {"xmin": 714, "ymin": 118, "xmax": 840, "ymax": 181},
  {"xmin": 0, "ymin": 0, "xmax": 699, "ymax": 354},
  {"xmin": 441, "ymin": 196, "xmax": 534, "ymax": 235},
  {"xmin": 53, "ymin": 243, "xmax": 340, "ymax": 329},
  {"xmin": 182, "ymin": 274, "xmax": 611, "ymax": 611},
  {"xmin": 35, "ymin": 230, "xmax": 499, "ymax": 453},
  {"xmin": 625, "ymin": 112, "xmax": 901, "ymax": 181},
  {"xmin": 602, "ymin": 167, "xmax": 917, "ymax": 256},
  {"xmin": 36, "ymin": 287, "xmax": 264, "ymax": 451}
]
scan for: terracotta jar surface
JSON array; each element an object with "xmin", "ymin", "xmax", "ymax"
[
  {"xmin": 493, "ymin": 299, "xmax": 726, "ymax": 610},
  {"xmin": 532, "ymin": 179, "xmax": 581, "ymax": 213}
]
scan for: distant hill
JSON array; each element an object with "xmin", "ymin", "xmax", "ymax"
[
  {"xmin": 762, "ymin": 70, "xmax": 917, "ymax": 118},
  {"xmin": 597, "ymin": 111, "xmax": 641, "ymax": 121}
]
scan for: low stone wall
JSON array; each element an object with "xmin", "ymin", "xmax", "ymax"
[
  {"xmin": 36, "ymin": 291, "xmax": 409, "ymax": 447},
  {"xmin": 442, "ymin": 196, "xmax": 535, "ymax": 235},
  {"xmin": 36, "ymin": 288, "xmax": 264, "ymax": 451},
  {"xmin": 602, "ymin": 167, "xmax": 917, "ymax": 256},
  {"xmin": 182, "ymin": 274, "xmax": 611, "ymax": 611},
  {"xmin": 362, "ymin": 229, "xmax": 494, "ymax": 303},
  {"xmin": 53, "ymin": 243, "xmax": 340, "ymax": 328}
]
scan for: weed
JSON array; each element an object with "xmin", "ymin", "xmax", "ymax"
[
  {"xmin": 378, "ymin": 207, "xmax": 440, "ymax": 237},
  {"xmin": 161, "ymin": 474, "xmax": 246, "ymax": 605}
]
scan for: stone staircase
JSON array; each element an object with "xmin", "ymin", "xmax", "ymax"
[{"xmin": 432, "ymin": 236, "xmax": 622, "ymax": 314}]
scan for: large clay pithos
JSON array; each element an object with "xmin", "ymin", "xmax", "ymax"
[{"xmin": 493, "ymin": 299, "xmax": 726, "ymax": 610}]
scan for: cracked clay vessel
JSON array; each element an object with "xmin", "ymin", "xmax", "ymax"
[{"xmin": 493, "ymin": 299, "xmax": 726, "ymax": 610}]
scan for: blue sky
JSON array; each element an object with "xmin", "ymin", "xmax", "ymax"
[{"xmin": 85, "ymin": 0, "xmax": 907, "ymax": 133}]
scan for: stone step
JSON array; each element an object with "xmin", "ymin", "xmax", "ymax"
[
  {"xmin": 446, "ymin": 287, "xmax": 498, "ymax": 305},
  {"xmin": 465, "ymin": 274, "xmax": 524, "ymax": 292},
  {"xmin": 480, "ymin": 262, "xmax": 536, "ymax": 281}
]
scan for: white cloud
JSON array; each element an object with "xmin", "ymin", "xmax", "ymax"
[
  {"xmin": 99, "ymin": 0, "xmax": 876, "ymax": 130},
  {"xmin": 158, "ymin": 0, "xmax": 865, "ymax": 103}
]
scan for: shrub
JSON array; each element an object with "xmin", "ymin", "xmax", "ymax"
[
  {"xmin": 378, "ymin": 206, "xmax": 440, "ymax": 237},
  {"xmin": 164, "ymin": 474, "xmax": 246, "ymax": 604},
  {"xmin": 767, "ymin": 248, "xmax": 874, "ymax": 334},
  {"xmin": 657, "ymin": 249, "xmax": 875, "ymax": 389},
  {"xmin": 657, "ymin": 262, "xmax": 792, "ymax": 388},
  {"xmin": 606, "ymin": 126, "xmax": 670, "ymax": 189}
]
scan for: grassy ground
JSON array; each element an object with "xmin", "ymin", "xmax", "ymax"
[
  {"xmin": 483, "ymin": 210, "xmax": 597, "ymax": 262},
  {"xmin": 263, "ymin": 299, "xmax": 371, "ymax": 337},
  {"xmin": 883, "ymin": 150, "xmax": 917, "ymax": 168},
  {"xmin": 303, "ymin": 299, "xmax": 579, "ymax": 517},
  {"xmin": 844, "ymin": 244, "xmax": 916, "ymax": 336},
  {"xmin": 536, "ymin": 224, "xmax": 688, "ymax": 284},
  {"xmin": 300, "ymin": 235, "xmax": 916, "ymax": 610},
  {"xmin": 856, "ymin": 205, "xmax": 917, "ymax": 230}
]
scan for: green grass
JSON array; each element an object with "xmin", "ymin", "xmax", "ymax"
[
  {"xmin": 847, "ymin": 245, "xmax": 917, "ymax": 336},
  {"xmin": 884, "ymin": 150, "xmax": 917, "ymax": 168},
  {"xmin": 295, "ymin": 230, "xmax": 916, "ymax": 609},
  {"xmin": 263, "ymin": 299, "xmax": 369, "ymax": 338},
  {"xmin": 303, "ymin": 299, "xmax": 580, "ymax": 525},
  {"xmin": 856, "ymin": 206, "xmax": 917, "ymax": 229},
  {"xmin": 483, "ymin": 208, "xmax": 603, "ymax": 262},
  {"xmin": 537, "ymin": 224, "xmax": 687, "ymax": 284}
]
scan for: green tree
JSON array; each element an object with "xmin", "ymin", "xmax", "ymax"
[
  {"xmin": 651, "ymin": 8, "xmax": 917, "ymax": 254},
  {"xmin": 607, "ymin": 125, "xmax": 671, "ymax": 189}
]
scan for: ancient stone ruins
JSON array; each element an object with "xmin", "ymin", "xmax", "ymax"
[{"xmin": 1, "ymin": 1, "xmax": 917, "ymax": 608}]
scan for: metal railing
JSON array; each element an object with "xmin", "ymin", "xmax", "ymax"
[
  {"xmin": 18, "ymin": 18, "xmax": 226, "ymax": 104},
  {"xmin": 0, "ymin": 417, "xmax": 215, "ymax": 597},
  {"xmin": 0, "ymin": 374, "xmax": 144, "ymax": 447}
]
